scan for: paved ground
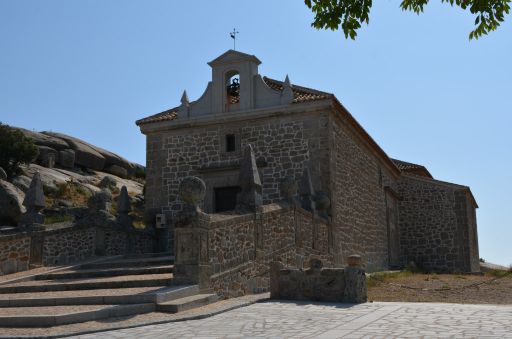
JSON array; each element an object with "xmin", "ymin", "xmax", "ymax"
[{"xmin": 74, "ymin": 301, "xmax": 512, "ymax": 338}]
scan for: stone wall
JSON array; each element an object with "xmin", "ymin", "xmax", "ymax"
[
  {"xmin": 330, "ymin": 115, "xmax": 397, "ymax": 271},
  {"xmin": 270, "ymin": 259, "xmax": 367, "ymax": 303},
  {"xmin": 174, "ymin": 203, "xmax": 334, "ymax": 298},
  {"xmin": 0, "ymin": 234, "xmax": 30, "ymax": 275},
  {"xmin": 43, "ymin": 227, "xmax": 95, "ymax": 266},
  {"xmin": 0, "ymin": 223, "xmax": 156, "ymax": 275},
  {"xmin": 397, "ymin": 174, "xmax": 479, "ymax": 272},
  {"xmin": 144, "ymin": 112, "xmax": 330, "ymax": 234}
]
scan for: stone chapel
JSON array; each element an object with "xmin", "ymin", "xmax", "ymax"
[{"xmin": 136, "ymin": 50, "xmax": 480, "ymax": 273}]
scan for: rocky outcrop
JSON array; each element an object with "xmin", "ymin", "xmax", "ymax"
[
  {"xmin": 13, "ymin": 127, "xmax": 142, "ymax": 180},
  {"xmin": 13, "ymin": 128, "xmax": 69, "ymax": 151},
  {"xmin": 0, "ymin": 180, "xmax": 26, "ymax": 225},
  {"xmin": 42, "ymin": 132, "xmax": 106, "ymax": 171}
]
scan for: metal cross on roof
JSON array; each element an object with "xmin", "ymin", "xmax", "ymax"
[{"xmin": 230, "ymin": 28, "xmax": 239, "ymax": 50}]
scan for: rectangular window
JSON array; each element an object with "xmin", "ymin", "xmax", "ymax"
[{"xmin": 226, "ymin": 134, "xmax": 236, "ymax": 152}]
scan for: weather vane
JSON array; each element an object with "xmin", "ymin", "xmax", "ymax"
[{"xmin": 230, "ymin": 28, "xmax": 239, "ymax": 50}]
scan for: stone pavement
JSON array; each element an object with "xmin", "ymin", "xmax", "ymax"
[{"xmin": 74, "ymin": 301, "xmax": 512, "ymax": 338}]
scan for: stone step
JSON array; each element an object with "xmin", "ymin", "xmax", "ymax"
[
  {"xmin": 123, "ymin": 252, "xmax": 172, "ymax": 259},
  {"xmin": 0, "ymin": 285, "xmax": 199, "ymax": 307},
  {"xmin": 34, "ymin": 265, "xmax": 174, "ymax": 280},
  {"xmin": 79, "ymin": 256, "xmax": 173, "ymax": 270},
  {"xmin": 156, "ymin": 293, "xmax": 219, "ymax": 313},
  {"xmin": 0, "ymin": 273, "xmax": 172, "ymax": 294},
  {"xmin": 0, "ymin": 303, "xmax": 155, "ymax": 327}
]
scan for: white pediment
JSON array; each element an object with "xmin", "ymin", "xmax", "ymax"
[{"xmin": 208, "ymin": 50, "xmax": 261, "ymax": 67}]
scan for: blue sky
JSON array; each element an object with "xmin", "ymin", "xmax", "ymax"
[{"xmin": 1, "ymin": 1, "xmax": 511, "ymax": 266}]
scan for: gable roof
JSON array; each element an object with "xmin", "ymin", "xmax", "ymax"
[
  {"xmin": 391, "ymin": 158, "xmax": 433, "ymax": 179},
  {"xmin": 135, "ymin": 77, "xmax": 332, "ymax": 126}
]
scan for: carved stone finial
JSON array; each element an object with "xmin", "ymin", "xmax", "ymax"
[
  {"xmin": 20, "ymin": 172, "xmax": 45, "ymax": 225},
  {"xmin": 178, "ymin": 176, "xmax": 206, "ymax": 207},
  {"xmin": 236, "ymin": 144, "xmax": 262, "ymax": 211},
  {"xmin": 281, "ymin": 74, "xmax": 294, "ymax": 105},
  {"xmin": 179, "ymin": 90, "xmax": 190, "ymax": 117},
  {"xmin": 116, "ymin": 186, "xmax": 133, "ymax": 228},
  {"xmin": 23, "ymin": 172, "xmax": 45, "ymax": 211},
  {"xmin": 176, "ymin": 176, "xmax": 206, "ymax": 226},
  {"xmin": 181, "ymin": 90, "xmax": 189, "ymax": 105},
  {"xmin": 299, "ymin": 167, "xmax": 316, "ymax": 212},
  {"xmin": 117, "ymin": 186, "xmax": 131, "ymax": 214},
  {"xmin": 347, "ymin": 254, "xmax": 362, "ymax": 268}
]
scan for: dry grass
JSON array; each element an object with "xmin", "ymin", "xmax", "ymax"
[
  {"xmin": 45, "ymin": 180, "xmax": 91, "ymax": 208},
  {"xmin": 367, "ymin": 269, "xmax": 512, "ymax": 304}
]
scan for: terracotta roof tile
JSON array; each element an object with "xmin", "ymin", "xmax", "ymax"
[
  {"xmin": 391, "ymin": 158, "xmax": 433, "ymax": 178},
  {"xmin": 135, "ymin": 107, "xmax": 179, "ymax": 126},
  {"xmin": 262, "ymin": 77, "xmax": 332, "ymax": 103},
  {"xmin": 136, "ymin": 77, "xmax": 332, "ymax": 126}
]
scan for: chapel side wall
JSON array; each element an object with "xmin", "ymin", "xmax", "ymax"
[
  {"xmin": 144, "ymin": 111, "xmax": 331, "ymax": 218},
  {"xmin": 329, "ymin": 114, "xmax": 397, "ymax": 272},
  {"xmin": 397, "ymin": 175, "xmax": 479, "ymax": 272}
]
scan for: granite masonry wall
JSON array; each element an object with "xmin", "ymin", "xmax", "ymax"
[
  {"xmin": 270, "ymin": 259, "xmax": 367, "ymax": 303},
  {"xmin": 0, "ymin": 224, "xmax": 155, "ymax": 275},
  {"xmin": 145, "ymin": 111, "xmax": 331, "ymax": 252},
  {"xmin": 146, "ymin": 112, "xmax": 330, "ymax": 214},
  {"xmin": 174, "ymin": 203, "xmax": 334, "ymax": 298},
  {"xmin": 0, "ymin": 235, "xmax": 31, "ymax": 275},
  {"xmin": 329, "ymin": 114, "xmax": 398, "ymax": 272},
  {"xmin": 43, "ymin": 227, "xmax": 95, "ymax": 266},
  {"xmin": 397, "ymin": 174, "xmax": 479, "ymax": 272}
]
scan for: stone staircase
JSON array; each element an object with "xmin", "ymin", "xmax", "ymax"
[{"xmin": 0, "ymin": 253, "xmax": 218, "ymax": 327}]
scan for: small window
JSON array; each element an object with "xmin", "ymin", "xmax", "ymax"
[{"xmin": 226, "ymin": 134, "xmax": 236, "ymax": 152}]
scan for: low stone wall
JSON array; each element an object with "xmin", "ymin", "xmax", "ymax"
[
  {"xmin": 0, "ymin": 234, "xmax": 31, "ymax": 275},
  {"xmin": 174, "ymin": 203, "xmax": 335, "ymax": 298},
  {"xmin": 43, "ymin": 227, "xmax": 95, "ymax": 266},
  {"xmin": 270, "ymin": 258, "xmax": 367, "ymax": 303},
  {"xmin": 0, "ymin": 223, "xmax": 156, "ymax": 275}
]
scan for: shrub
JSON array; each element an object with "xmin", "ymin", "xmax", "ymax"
[{"xmin": 0, "ymin": 123, "xmax": 38, "ymax": 178}]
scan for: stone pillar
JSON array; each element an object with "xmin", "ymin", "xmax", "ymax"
[
  {"xmin": 343, "ymin": 255, "xmax": 367, "ymax": 303},
  {"xmin": 20, "ymin": 172, "xmax": 45, "ymax": 226},
  {"xmin": 173, "ymin": 177, "xmax": 211, "ymax": 289},
  {"xmin": 236, "ymin": 144, "xmax": 262, "ymax": 212}
]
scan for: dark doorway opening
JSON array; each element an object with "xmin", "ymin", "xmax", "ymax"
[{"xmin": 215, "ymin": 186, "xmax": 241, "ymax": 212}]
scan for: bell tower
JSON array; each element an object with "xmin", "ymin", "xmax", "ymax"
[{"xmin": 208, "ymin": 50, "xmax": 261, "ymax": 113}]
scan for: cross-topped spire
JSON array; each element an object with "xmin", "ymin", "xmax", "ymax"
[{"xmin": 229, "ymin": 28, "xmax": 239, "ymax": 50}]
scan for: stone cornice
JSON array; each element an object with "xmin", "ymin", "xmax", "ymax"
[{"xmin": 138, "ymin": 100, "xmax": 332, "ymax": 134}]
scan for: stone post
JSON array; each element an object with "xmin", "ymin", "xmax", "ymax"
[
  {"xmin": 173, "ymin": 177, "xmax": 211, "ymax": 289},
  {"xmin": 343, "ymin": 254, "xmax": 367, "ymax": 303},
  {"xmin": 19, "ymin": 172, "xmax": 45, "ymax": 226}
]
